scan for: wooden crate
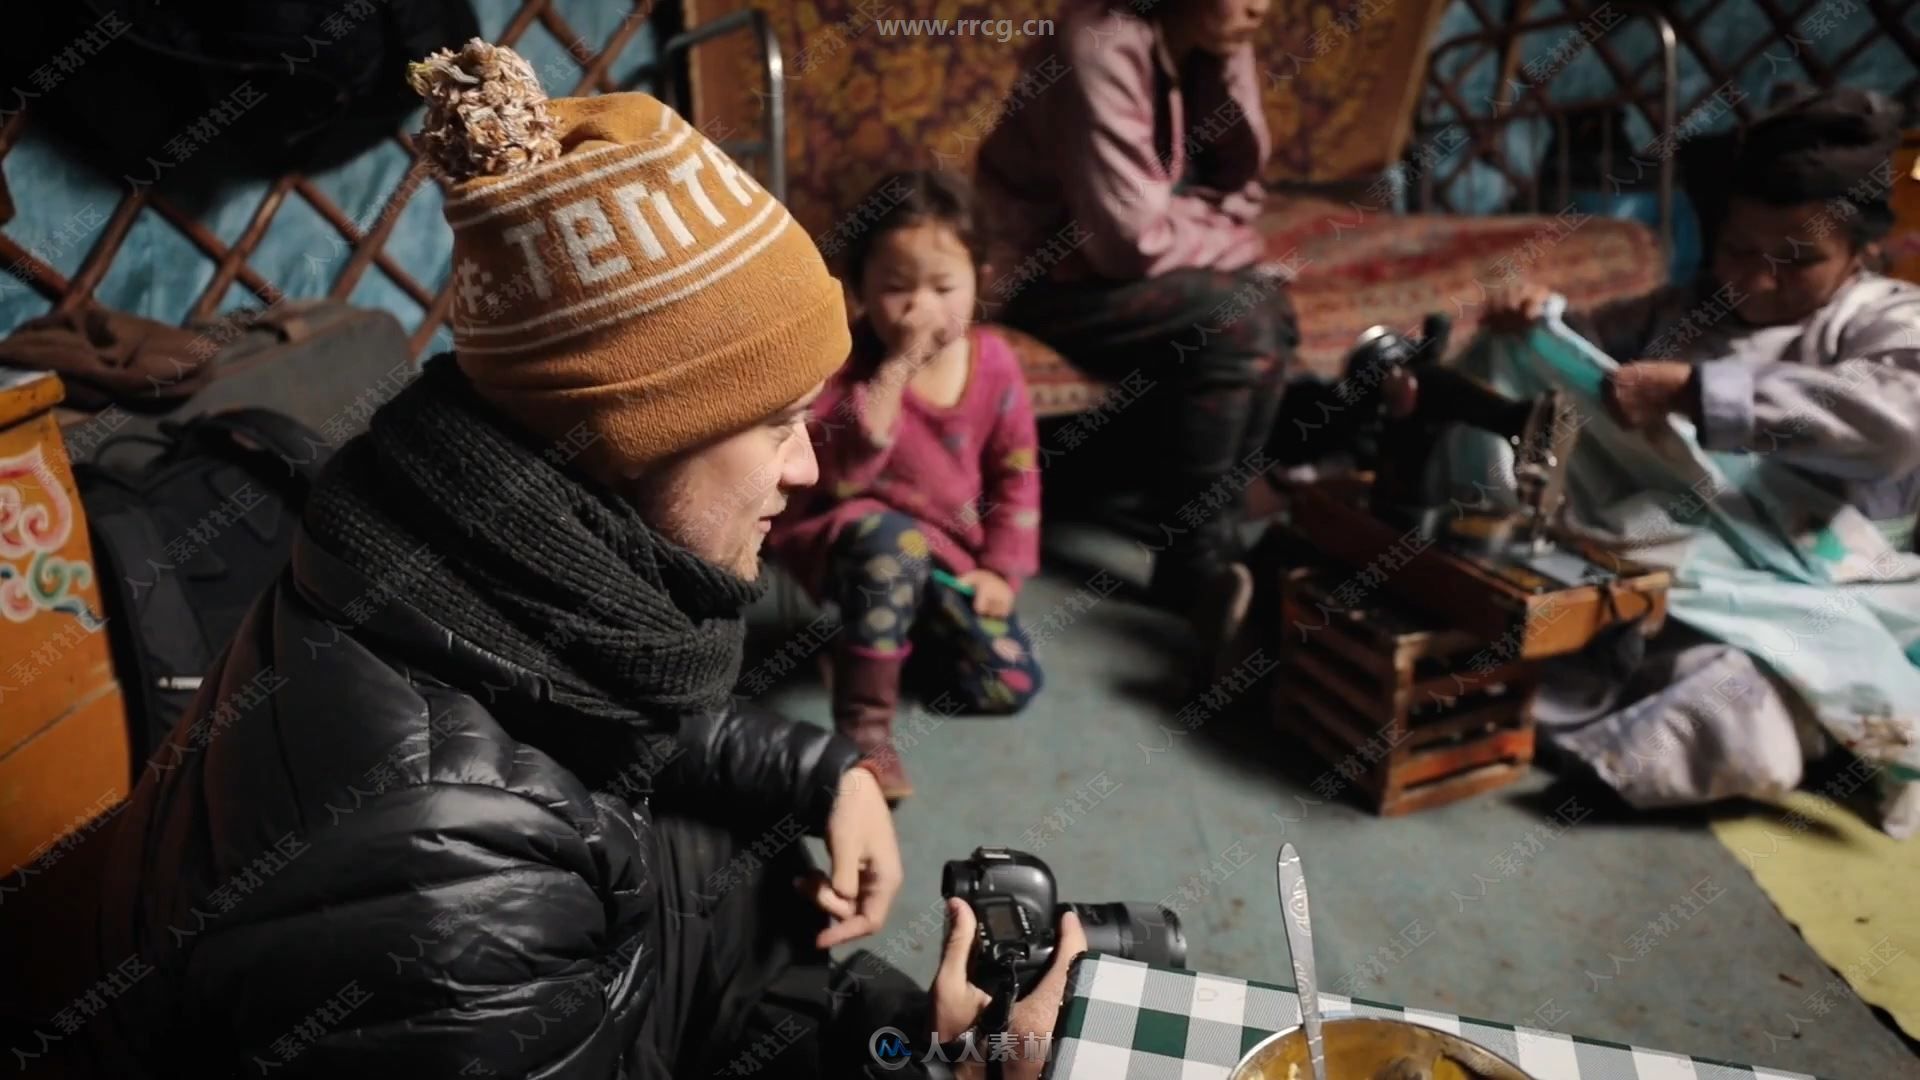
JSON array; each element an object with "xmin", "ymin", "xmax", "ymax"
[{"xmin": 1273, "ymin": 565, "xmax": 1535, "ymax": 816}]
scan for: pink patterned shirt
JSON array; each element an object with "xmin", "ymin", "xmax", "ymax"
[{"xmin": 768, "ymin": 325, "xmax": 1043, "ymax": 600}]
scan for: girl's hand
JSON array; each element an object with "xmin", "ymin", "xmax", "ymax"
[
  {"xmin": 957, "ymin": 569, "xmax": 1014, "ymax": 618},
  {"xmin": 863, "ymin": 318, "xmax": 941, "ymax": 440},
  {"xmin": 879, "ymin": 306, "xmax": 946, "ymax": 362},
  {"xmin": 875, "ymin": 321, "xmax": 938, "ymax": 385}
]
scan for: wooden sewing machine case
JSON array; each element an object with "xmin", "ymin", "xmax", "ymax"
[{"xmin": 1264, "ymin": 473, "xmax": 1670, "ymax": 815}]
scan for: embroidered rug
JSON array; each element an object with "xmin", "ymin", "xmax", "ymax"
[{"xmin": 1008, "ymin": 198, "xmax": 1666, "ymax": 418}]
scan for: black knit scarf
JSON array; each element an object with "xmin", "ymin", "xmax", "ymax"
[{"xmin": 303, "ymin": 355, "xmax": 764, "ymax": 720}]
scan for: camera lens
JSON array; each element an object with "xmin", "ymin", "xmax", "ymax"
[
  {"xmin": 940, "ymin": 860, "xmax": 976, "ymax": 902},
  {"xmin": 1067, "ymin": 902, "xmax": 1187, "ymax": 970}
]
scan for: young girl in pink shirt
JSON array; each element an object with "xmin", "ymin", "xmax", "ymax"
[{"xmin": 768, "ymin": 170, "xmax": 1044, "ymax": 802}]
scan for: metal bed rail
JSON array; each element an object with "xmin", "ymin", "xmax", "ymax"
[
  {"xmin": 622, "ymin": 8, "xmax": 789, "ymax": 204},
  {"xmin": 1410, "ymin": 3, "xmax": 1679, "ymax": 265},
  {"xmin": 614, "ymin": 10, "xmax": 805, "ymax": 630}
]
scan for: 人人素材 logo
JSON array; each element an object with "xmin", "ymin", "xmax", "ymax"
[{"xmin": 869, "ymin": 1026, "xmax": 913, "ymax": 1070}]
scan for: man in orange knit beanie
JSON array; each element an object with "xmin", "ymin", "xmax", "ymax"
[{"xmin": 93, "ymin": 39, "xmax": 1078, "ymax": 1080}]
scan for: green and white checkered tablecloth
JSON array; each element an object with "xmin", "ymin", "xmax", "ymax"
[{"xmin": 1045, "ymin": 955, "xmax": 1820, "ymax": 1080}]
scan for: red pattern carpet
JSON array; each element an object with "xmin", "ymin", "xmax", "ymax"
[{"xmin": 1011, "ymin": 197, "xmax": 1668, "ymax": 418}]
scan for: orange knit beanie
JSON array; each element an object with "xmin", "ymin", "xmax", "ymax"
[{"xmin": 406, "ymin": 41, "xmax": 849, "ymax": 479}]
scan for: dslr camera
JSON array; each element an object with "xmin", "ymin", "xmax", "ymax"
[{"xmin": 942, "ymin": 847, "xmax": 1187, "ymax": 1003}]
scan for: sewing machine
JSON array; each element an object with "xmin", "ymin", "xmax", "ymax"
[
  {"xmin": 1261, "ymin": 319, "xmax": 1672, "ymax": 814},
  {"xmin": 1363, "ymin": 317, "xmax": 1567, "ymax": 536},
  {"xmin": 1279, "ymin": 316, "xmax": 1670, "ymax": 661}
]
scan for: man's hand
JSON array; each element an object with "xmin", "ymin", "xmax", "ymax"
[
  {"xmin": 798, "ymin": 767, "xmax": 902, "ymax": 949},
  {"xmin": 1482, "ymin": 282, "xmax": 1554, "ymax": 335},
  {"xmin": 1602, "ymin": 361, "xmax": 1694, "ymax": 431},
  {"xmin": 956, "ymin": 569, "xmax": 1015, "ymax": 618},
  {"xmin": 932, "ymin": 898, "xmax": 1089, "ymax": 1080}
]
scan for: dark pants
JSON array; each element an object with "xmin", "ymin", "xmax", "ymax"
[
  {"xmin": 643, "ymin": 814, "xmax": 929, "ymax": 1079},
  {"xmin": 831, "ymin": 509, "xmax": 1043, "ymax": 713},
  {"xmin": 1002, "ymin": 267, "xmax": 1297, "ymax": 598}
]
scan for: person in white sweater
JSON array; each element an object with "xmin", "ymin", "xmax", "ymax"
[{"xmin": 1480, "ymin": 86, "xmax": 1920, "ymax": 816}]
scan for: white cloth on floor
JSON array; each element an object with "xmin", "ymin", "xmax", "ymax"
[{"xmin": 1533, "ymin": 631, "xmax": 1811, "ymax": 810}]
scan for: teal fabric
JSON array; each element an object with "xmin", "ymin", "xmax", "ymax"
[{"xmin": 1439, "ymin": 298, "xmax": 1920, "ymax": 792}]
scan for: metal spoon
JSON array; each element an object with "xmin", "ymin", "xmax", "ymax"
[{"xmin": 1277, "ymin": 843, "xmax": 1328, "ymax": 1080}]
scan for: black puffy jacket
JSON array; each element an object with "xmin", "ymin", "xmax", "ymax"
[{"xmin": 91, "ymin": 529, "xmax": 863, "ymax": 1078}]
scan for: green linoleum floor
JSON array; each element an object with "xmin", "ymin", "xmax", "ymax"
[{"xmin": 747, "ymin": 525, "xmax": 1918, "ymax": 1080}]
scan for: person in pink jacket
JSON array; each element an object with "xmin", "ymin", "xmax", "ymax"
[
  {"xmin": 770, "ymin": 171, "xmax": 1045, "ymax": 802},
  {"xmin": 976, "ymin": 0, "xmax": 1293, "ymax": 666}
]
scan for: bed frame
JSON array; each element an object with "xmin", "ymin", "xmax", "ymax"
[
  {"xmin": 1413, "ymin": 0, "xmax": 1920, "ymax": 263},
  {"xmin": 1409, "ymin": 2, "xmax": 1681, "ymax": 265}
]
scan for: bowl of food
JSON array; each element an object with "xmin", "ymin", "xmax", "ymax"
[{"xmin": 1229, "ymin": 1016, "xmax": 1536, "ymax": 1080}]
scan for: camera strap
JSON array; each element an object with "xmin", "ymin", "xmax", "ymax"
[{"xmin": 983, "ymin": 957, "xmax": 1021, "ymax": 1080}]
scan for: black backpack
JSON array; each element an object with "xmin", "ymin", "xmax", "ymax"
[{"xmin": 73, "ymin": 409, "xmax": 326, "ymax": 774}]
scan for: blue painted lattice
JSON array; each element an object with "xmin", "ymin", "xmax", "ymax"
[{"xmin": 0, "ymin": 0, "xmax": 664, "ymax": 352}]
